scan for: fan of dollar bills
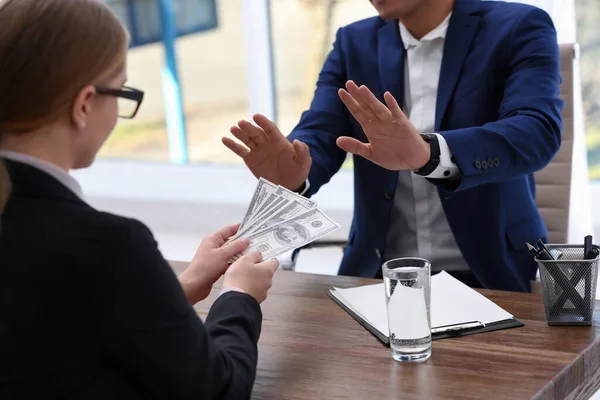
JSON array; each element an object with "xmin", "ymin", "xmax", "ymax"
[{"xmin": 228, "ymin": 178, "xmax": 341, "ymax": 262}]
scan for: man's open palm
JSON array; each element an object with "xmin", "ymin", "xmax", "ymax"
[
  {"xmin": 336, "ymin": 81, "xmax": 430, "ymax": 171},
  {"xmin": 222, "ymin": 114, "xmax": 311, "ymax": 191}
]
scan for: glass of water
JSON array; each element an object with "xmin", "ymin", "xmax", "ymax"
[{"xmin": 382, "ymin": 257, "xmax": 431, "ymax": 363}]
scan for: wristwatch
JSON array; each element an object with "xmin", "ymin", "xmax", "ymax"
[{"xmin": 413, "ymin": 134, "xmax": 441, "ymax": 176}]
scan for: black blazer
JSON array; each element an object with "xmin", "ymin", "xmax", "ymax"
[{"xmin": 0, "ymin": 160, "xmax": 262, "ymax": 399}]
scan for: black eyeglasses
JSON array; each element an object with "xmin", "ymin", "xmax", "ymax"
[{"xmin": 95, "ymin": 86, "xmax": 144, "ymax": 119}]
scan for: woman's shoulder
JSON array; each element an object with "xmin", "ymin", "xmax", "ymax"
[
  {"xmin": 67, "ymin": 209, "xmax": 170, "ymax": 280},
  {"xmin": 77, "ymin": 208, "xmax": 157, "ymax": 249}
]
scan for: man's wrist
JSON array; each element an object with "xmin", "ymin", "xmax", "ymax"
[
  {"xmin": 293, "ymin": 179, "xmax": 310, "ymax": 196},
  {"xmin": 417, "ymin": 142, "xmax": 431, "ymax": 170},
  {"xmin": 413, "ymin": 133, "xmax": 459, "ymax": 179},
  {"xmin": 293, "ymin": 182, "xmax": 306, "ymax": 193},
  {"xmin": 413, "ymin": 134, "xmax": 440, "ymax": 176}
]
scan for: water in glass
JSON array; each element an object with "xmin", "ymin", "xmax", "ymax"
[{"xmin": 384, "ymin": 264, "xmax": 431, "ymax": 362}]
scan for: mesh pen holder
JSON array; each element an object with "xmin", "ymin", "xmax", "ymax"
[{"xmin": 536, "ymin": 244, "xmax": 599, "ymax": 326}]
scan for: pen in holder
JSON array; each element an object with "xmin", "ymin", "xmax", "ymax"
[{"xmin": 535, "ymin": 244, "xmax": 600, "ymax": 326}]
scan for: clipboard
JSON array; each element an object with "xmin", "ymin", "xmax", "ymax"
[{"xmin": 328, "ymin": 271, "xmax": 524, "ymax": 344}]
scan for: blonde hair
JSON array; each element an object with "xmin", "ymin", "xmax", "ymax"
[
  {"xmin": 0, "ymin": 0, "xmax": 130, "ymax": 132},
  {"xmin": 0, "ymin": 0, "xmax": 130, "ymax": 214}
]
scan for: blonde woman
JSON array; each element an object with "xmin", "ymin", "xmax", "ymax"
[{"xmin": 0, "ymin": 0, "xmax": 278, "ymax": 398}]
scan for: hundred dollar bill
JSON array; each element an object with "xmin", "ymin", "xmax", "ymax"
[
  {"xmin": 244, "ymin": 185, "xmax": 314, "ymax": 230},
  {"xmin": 241, "ymin": 199, "xmax": 310, "ymax": 236},
  {"xmin": 246, "ymin": 193, "xmax": 285, "ymax": 226},
  {"xmin": 274, "ymin": 186, "xmax": 317, "ymax": 209},
  {"xmin": 236, "ymin": 196, "xmax": 290, "ymax": 238},
  {"xmin": 238, "ymin": 178, "xmax": 277, "ymax": 230},
  {"xmin": 242, "ymin": 192, "xmax": 280, "ymax": 230},
  {"xmin": 233, "ymin": 208, "xmax": 340, "ymax": 261}
]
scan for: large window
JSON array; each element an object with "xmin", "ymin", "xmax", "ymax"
[
  {"xmin": 99, "ymin": 43, "xmax": 170, "ymax": 161},
  {"xmin": 99, "ymin": 0, "xmax": 379, "ymax": 166},
  {"xmin": 99, "ymin": 0, "xmax": 249, "ymax": 164},
  {"xmin": 271, "ymin": 0, "xmax": 376, "ymax": 136},
  {"xmin": 576, "ymin": 0, "xmax": 600, "ymax": 179},
  {"xmin": 100, "ymin": 0, "xmax": 600, "ymax": 183}
]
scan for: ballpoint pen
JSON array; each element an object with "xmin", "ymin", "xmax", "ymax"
[
  {"xmin": 537, "ymin": 239, "xmax": 555, "ymax": 260},
  {"xmin": 584, "ymin": 235, "xmax": 592, "ymax": 259},
  {"xmin": 584, "ymin": 235, "xmax": 598, "ymax": 260},
  {"xmin": 526, "ymin": 242, "xmax": 552, "ymax": 261}
]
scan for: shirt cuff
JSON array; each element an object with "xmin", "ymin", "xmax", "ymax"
[
  {"xmin": 299, "ymin": 178, "xmax": 311, "ymax": 196},
  {"xmin": 219, "ymin": 286, "xmax": 246, "ymax": 298},
  {"xmin": 417, "ymin": 133, "xmax": 459, "ymax": 179}
]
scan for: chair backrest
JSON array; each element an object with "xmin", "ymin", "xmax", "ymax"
[{"xmin": 534, "ymin": 43, "xmax": 576, "ymax": 243}]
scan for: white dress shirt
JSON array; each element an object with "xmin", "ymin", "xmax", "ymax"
[
  {"xmin": 300, "ymin": 14, "xmax": 467, "ymax": 272},
  {"xmin": 384, "ymin": 13, "xmax": 468, "ymax": 272}
]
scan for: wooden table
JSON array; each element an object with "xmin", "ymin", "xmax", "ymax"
[{"xmin": 170, "ymin": 262, "xmax": 600, "ymax": 399}]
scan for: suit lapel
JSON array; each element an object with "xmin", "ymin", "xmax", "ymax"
[
  {"xmin": 435, "ymin": 0, "xmax": 482, "ymax": 131},
  {"xmin": 377, "ymin": 20, "xmax": 405, "ymax": 110},
  {"xmin": 376, "ymin": 20, "xmax": 406, "ymax": 189}
]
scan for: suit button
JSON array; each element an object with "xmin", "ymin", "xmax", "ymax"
[
  {"xmin": 493, "ymin": 157, "xmax": 500, "ymax": 167},
  {"xmin": 384, "ymin": 191, "xmax": 393, "ymax": 200},
  {"xmin": 487, "ymin": 158, "xmax": 494, "ymax": 167},
  {"xmin": 474, "ymin": 160, "xmax": 481, "ymax": 169},
  {"xmin": 481, "ymin": 160, "xmax": 488, "ymax": 169}
]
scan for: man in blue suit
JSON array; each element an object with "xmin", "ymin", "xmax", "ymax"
[{"xmin": 223, "ymin": 0, "xmax": 563, "ymax": 292}]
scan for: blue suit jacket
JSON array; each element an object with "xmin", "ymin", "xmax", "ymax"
[{"xmin": 287, "ymin": 0, "xmax": 564, "ymax": 292}]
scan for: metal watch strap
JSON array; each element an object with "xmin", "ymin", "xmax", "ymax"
[{"xmin": 413, "ymin": 134, "xmax": 441, "ymax": 176}]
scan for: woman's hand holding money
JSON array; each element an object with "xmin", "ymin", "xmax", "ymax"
[{"xmin": 178, "ymin": 224, "xmax": 251, "ymax": 304}]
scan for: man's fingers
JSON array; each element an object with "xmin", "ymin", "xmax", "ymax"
[
  {"xmin": 383, "ymin": 92, "xmax": 406, "ymax": 121},
  {"xmin": 345, "ymin": 81, "xmax": 377, "ymax": 120},
  {"xmin": 253, "ymin": 114, "xmax": 283, "ymax": 140},
  {"xmin": 292, "ymin": 140, "xmax": 311, "ymax": 166},
  {"xmin": 222, "ymin": 137, "xmax": 250, "ymax": 158},
  {"xmin": 338, "ymin": 89, "xmax": 371, "ymax": 125},
  {"xmin": 358, "ymin": 85, "xmax": 392, "ymax": 121},
  {"xmin": 336, "ymin": 136, "xmax": 373, "ymax": 160},
  {"xmin": 229, "ymin": 126, "xmax": 257, "ymax": 149},
  {"xmin": 238, "ymin": 120, "xmax": 268, "ymax": 145}
]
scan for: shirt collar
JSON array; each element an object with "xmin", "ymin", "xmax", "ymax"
[
  {"xmin": 398, "ymin": 12, "xmax": 452, "ymax": 50},
  {"xmin": 0, "ymin": 150, "xmax": 85, "ymax": 201}
]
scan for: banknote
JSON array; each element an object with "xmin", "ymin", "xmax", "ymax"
[
  {"xmin": 230, "ymin": 208, "xmax": 340, "ymax": 262},
  {"xmin": 238, "ymin": 178, "xmax": 277, "ymax": 229},
  {"xmin": 244, "ymin": 195, "xmax": 288, "ymax": 230},
  {"xmin": 243, "ymin": 185, "xmax": 316, "ymax": 230},
  {"xmin": 240, "ymin": 199, "xmax": 310, "ymax": 237},
  {"xmin": 241, "ymin": 192, "xmax": 280, "ymax": 230},
  {"xmin": 274, "ymin": 186, "xmax": 317, "ymax": 209}
]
